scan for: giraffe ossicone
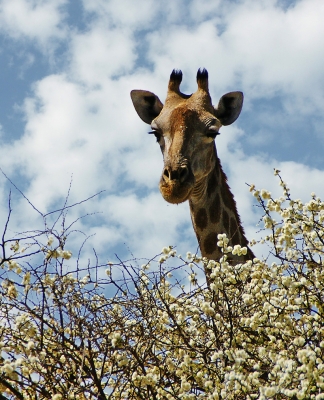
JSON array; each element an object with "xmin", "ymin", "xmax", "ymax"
[{"xmin": 131, "ymin": 69, "xmax": 253, "ymax": 263}]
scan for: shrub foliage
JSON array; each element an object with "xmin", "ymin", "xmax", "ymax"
[{"xmin": 1, "ymin": 172, "xmax": 324, "ymax": 399}]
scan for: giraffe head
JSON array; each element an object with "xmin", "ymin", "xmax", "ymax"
[{"xmin": 131, "ymin": 69, "xmax": 243, "ymax": 204}]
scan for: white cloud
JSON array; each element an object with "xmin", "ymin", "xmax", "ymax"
[
  {"xmin": 68, "ymin": 26, "xmax": 136, "ymax": 86},
  {"xmin": 0, "ymin": 0, "xmax": 68, "ymax": 47},
  {"xmin": 224, "ymin": 0, "xmax": 324, "ymax": 101},
  {"xmin": 82, "ymin": 0, "xmax": 157, "ymax": 29},
  {"xmin": 1, "ymin": 0, "xmax": 324, "ymax": 265},
  {"xmin": 145, "ymin": 0, "xmax": 324, "ymax": 111}
]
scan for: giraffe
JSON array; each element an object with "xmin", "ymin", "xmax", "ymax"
[{"xmin": 131, "ymin": 69, "xmax": 253, "ymax": 264}]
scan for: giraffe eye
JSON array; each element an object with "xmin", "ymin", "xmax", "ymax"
[
  {"xmin": 206, "ymin": 126, "xmax": 219, "ymax": 139},
  {"xmin": 148, "ymin": 130, "xmax": 162, "ymax": 142}
]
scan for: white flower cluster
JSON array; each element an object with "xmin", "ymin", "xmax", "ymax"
[
  {"xmin": 158, "ymin": 246, "xmax": 177, "ymax": 263},
  {"xmin": 45, "ymin": 247, "xmax": 72, "ymax": 260}
]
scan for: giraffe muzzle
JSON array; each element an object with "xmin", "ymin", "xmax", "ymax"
[{"xmin": 159, "ymin": 165, "xmax": 194, "ymax": 204}]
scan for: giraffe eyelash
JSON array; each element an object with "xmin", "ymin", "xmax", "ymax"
[{"xmin": 148, "ymin": 130, "xmax": 162, "ymax": 142}]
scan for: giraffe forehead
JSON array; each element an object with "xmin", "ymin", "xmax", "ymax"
[
  {"xmin": 169, "ymin": 107, "xmax": 200, "ymax": 132},
  {"xmin": 169, "ymin": 103, "xmax": 218, "ymax": 131},
  {"xmin": 154, "ymin": 105, "xmax": 202, "ymax": 139}
]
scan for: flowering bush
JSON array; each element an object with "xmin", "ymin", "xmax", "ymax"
[{"xmin": 0, "ymin": 172, "xmax": 324, "ymax": 399}]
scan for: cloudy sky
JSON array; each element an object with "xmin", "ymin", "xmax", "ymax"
[{"xmin": 0, "ymin": 0, "xmax": 324, "ymax": 266}]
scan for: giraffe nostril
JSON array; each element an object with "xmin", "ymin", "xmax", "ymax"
[
  {"xmin": 179, "ymin": 166, "xmax": 189, "ymax": 182},
  {"xmin": 163, "ymin": 167, "xmax": 170, "ymax": 181}
]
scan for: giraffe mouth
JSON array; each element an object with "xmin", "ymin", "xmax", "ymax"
[
  {"xmin": 159, "ymin": 181, "xmax": 194, "ymax": 204},
  {"xmin": 159, "ymin": 176, "xmax": 194, "ymax": 204}
]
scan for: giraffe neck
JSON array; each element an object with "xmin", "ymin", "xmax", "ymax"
[{"xmin": 189, "ymin": 144, "xmax": 252, "ymax": 263}]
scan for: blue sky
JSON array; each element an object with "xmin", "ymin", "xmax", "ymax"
[{"xmin": 0, "ymin": 0, "xmax": 324, "ymax": 265}]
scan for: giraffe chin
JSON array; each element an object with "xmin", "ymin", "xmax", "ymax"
[{"xmin": 159, "ymin": 181, "xmax": 193, "ymax": 204}]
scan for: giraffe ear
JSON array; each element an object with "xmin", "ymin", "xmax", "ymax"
[
  {"xmin": 130, "ymin": 90, "xmax": 164, "ymax": 124},
  {"xmin": 214, "ymin": 91, "xmax": 243, "ymax": 126}
]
